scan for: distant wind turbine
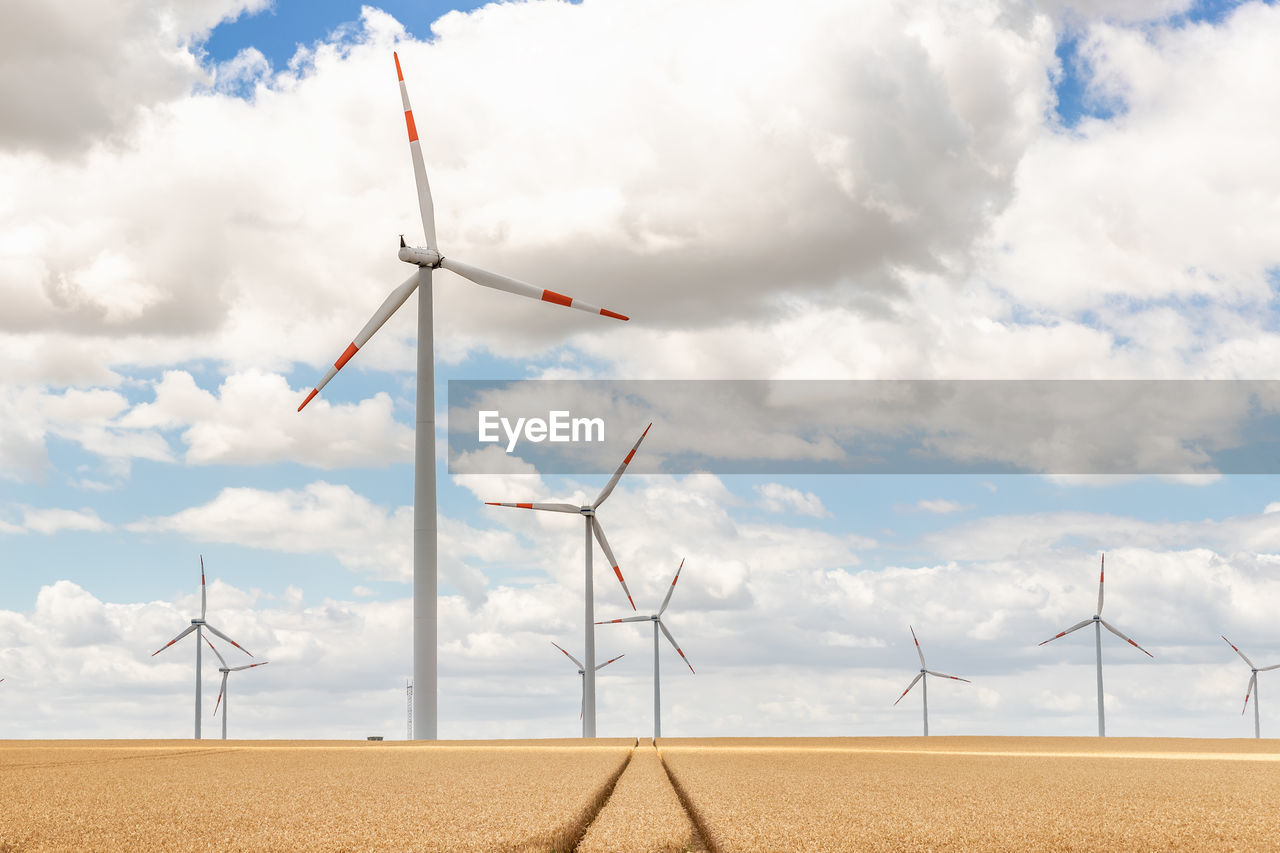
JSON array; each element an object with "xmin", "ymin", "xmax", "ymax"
[
  {"xmin": 551, "ymin": 642, "xmax": 624, "ymax": 723},
  {"xmin": 893, "ymin": 626, "xmax": 970, "ymax": 736},
  {"xmin": 203, "ymin": 635, "xmax": 269, "ymax": 741},
  {"xmin": 487, "ymin": 424, "xmax": 651, "ymax": 737},
  {"xmin": 1038, "ymin": 554, "xmax": 1152, "ymax": 737},
  {"xmin": 1221, "ymin": 635, "xmax": 1279, "ymax": 739},
  {"xmin": 597, "ymin": 559, "xmax": 695, "ymax": 738},
  {"xmin": 151, "ymin": 557, "xmax": 252, "ymax": 739},
  {"xmin": 295, "ymin": 52, "xmax": 629, "ymax": 740}
]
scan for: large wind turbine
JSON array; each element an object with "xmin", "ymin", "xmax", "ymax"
[
  {"xmin": 487, "ymin": 424, "xmax": 650, "ymax": 737},
  {"xmin": 1221, "ymin": 635, "xmax": 1280, "ymax": 739},
  {"xmin": 892, "ymin": 626, "xmax": 969, "ymax": 736},
  {"xmin": 1038, "ymin": 554, "xmax": 1152, "ymax": 736},
  {"xmin": 597, "ymin": 558, "xmax": 695, "ymax": 738},
  {"xmin": 296, "ymin": 53, "xmax": 629, "ymax": 740},
  {"xmin": 203, "ymin": 635, "xmax": 269, "ymax": 741},
  {"xmin": 151, "ymin": 557, "xmax": 252, "ymax": 739},
  {"xmin": 551, "ymin": 642, "xmax": 624, "ymax": 724}
]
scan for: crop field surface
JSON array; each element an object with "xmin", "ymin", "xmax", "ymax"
[
  {"xmin": 2, "ymin": 736, "xmax": 1278, "ymax": 852},
  {"xmin": 0, "ymin": 739, "xmax": 633, "ymax": 852},
  {"xmin": 660, "ymin": 737, "xmax": 1280, "ymax": 852}
]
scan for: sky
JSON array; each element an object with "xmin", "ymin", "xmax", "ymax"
[{"xmin": 3, "ymin": 0, "xmax": 1280, "ymax": 740}]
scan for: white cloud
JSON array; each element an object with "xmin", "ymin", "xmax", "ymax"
[
  {"xmin": 121, "ymin": 369, "xmax": 413, "ymax": 468},
  {"xmin": 0, "ymin": 0, "xmax": 271, "ymax": 154},
  {"xmin": 755, "ymin": 483, "xmax": 831, "ymax": 518},
  {"xmin": 913, "ymin": 499, "xmax": 974, "ymax": 514},
  {"xmin": 21, "ymin": 507, "xmax": 111, "ymax": 535}
]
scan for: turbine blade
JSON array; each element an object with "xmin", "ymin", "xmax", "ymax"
[
  {"xmin": 594, "ymin": 653, "xmax": 625, "ymax": 671},
  {"xmin": 214, "ymin": 672, "xmax": 228, "ymax": 717},
  {"xmin": 440, "ymin": 257, "xmax": 628, "ymax": 322},
  {"xmin": 596, "ymin": 615, "xmax": 651, "ymax": 624},
  {"xmin": 200, "ymin": 555, "xmax": 207, "ymax": 620},
  {"xmin": 151, "ymin": 624, "xmax": 196, "ymax": 656},
  {"xmin": 1038, "ymin": 618, "xmax": 1093, "ymax": 646},
  {"xmin": 1222, "ymin": 635, "xmax": 1256, "ymax": 669},
  {"xmin": 658, "ymin": 558, "xmax": 684, "ymax": 616},
  {"xmin": 593, "ymin": 424, "xmax": 651, "ymax": 509},
  {"xmin": 394, "ymin": 52, "xmax": 436, "ymax": 248},
  {"xmin": 1243, "ymin": 672, "xmax": 1257, "ymax": 715},
  {"xmin": 202, "ymin": 633, "xmax": 228, "ymax": 669},
  {"xmin": 592, "ymin": 517, "xmax": 636, "ymax": 611},
  {"xmin": 1099, "ymin": 618, "xmax": 1153, "ymax": 657},
  {"xmin": 230, "ymin": 661, "xmax": 269, "ymax": 672},
  {"xmin": 203, "ymin": 623, "xmax": 252, "ymax": 657},
  {"xmin": 551, "ymin": 641, "xmax": 584, "ymax": 670},
  {"xmin": 297, "ymin": 272, "xmax": 421, "ymax": 411},
  {"xmin": 1096, "ymin": 553, "xmax": 1104, "ymax": 616},
  {"xmin": 658, "ymin": 621, "xmax": 694, "ymax": 673},
  {"xmin": 926, "ymin": 670, "xmax": 971, "ymax": 683},
  {"xmin": 893, "ymin": 672, "xmax": 924, "ymax": 705},
  {"xmin": 910, "ymin": 625, "xmax": 926, "ymax": 668},
  {"xmin": 1257, "ymin": 664, "xmax": 1280, "ymax": 672},
  {"xmin": 484, "ymin": 502, "xmax": 580, "ymax": 513}
]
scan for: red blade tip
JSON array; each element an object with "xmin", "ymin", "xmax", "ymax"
[
  {"xmin": 394, "ymin": 52, "xmax": 403, "ymax": 81},
  {"xmin": 600, "ymin": 308, "xmax": 629, "ymax": 321},
  {"xmin": 298, "ymin": 388, "xmax": 318, "ymax": 412}
]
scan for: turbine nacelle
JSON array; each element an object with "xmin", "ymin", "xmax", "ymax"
[{"xmin": 397, "ymin": 239, "xmax": 441, "ymax": 268}]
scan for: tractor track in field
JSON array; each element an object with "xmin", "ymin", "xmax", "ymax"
[{"xmin": 572, "ymin": 738, "xmax": 710, "ymax": 853}]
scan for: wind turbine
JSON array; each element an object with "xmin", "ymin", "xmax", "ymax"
[
  {"xmin": 1038, "ymin": 554, "xmax": 1152, "ymax": 736},
  {"xmin": 296, "ymin": 52, "xmax": 628, "ymax": 741},
  {"xmin": 552, "ymin": 642, "xmax": 623, "ymax": 724},
  {"xmin": 1221, "ymin": 635, "xmax": 1280, "ymax": 739},
  {"xmin": 487, "ymin": 424, "xmax": 650, "ymax": 737},
  {"xmin": 151, "ymin": 557, "xmax": 252, "ymax": 739},
  {"xmin": 892, "ymin": 626, "xmax": 970, "ymax": 736},
  {"xmin": 597, "ymin": 558, "xmax": 695, "ymax": 738},
  {"xmin": 203, "ymin": 635, "xmax": 269, "ymax": 741}
]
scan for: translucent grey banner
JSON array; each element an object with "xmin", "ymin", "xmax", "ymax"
[{"xmin": 446, "ymin": 380, "xmax": 1280, "ymax": 475}]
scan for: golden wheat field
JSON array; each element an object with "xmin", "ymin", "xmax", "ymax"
[
  {"xmin": 2, "ymin": 736, "xmax": 1279, "ymax": 852},
  {"xmin": 662, "ymin": 737, "xmax": 1280, "ymax": 852}
]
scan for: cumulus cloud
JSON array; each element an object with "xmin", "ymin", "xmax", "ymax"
[
  {"xmin": 126, "ymin": 480, "xmax": 504, "ymax": 604},
  {"xmin": 0, "ymin": 0, "xmax": 270, "ymax": 154},
  {"xmin": 913, "ymin": 499, "xmax": 975, "ymax": 514},
  {"xmin": 121, "ymin": 369, "xmax": 413, "ymax": 467},
  {"xmin": 0, "ymin": 0, "xmax": 1061, "ymax": 384},
  {"xmin": 755, "ymin": 483, "xmax": 831, "ymax": 517},
  {"xmin": 20, "ymin": 507, "xmax": 111, "ymax": 535}
]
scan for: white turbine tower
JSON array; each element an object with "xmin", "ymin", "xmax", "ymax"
[
  {"xmin": 551, "ymin": 642, "xmax": 624, "ymax": 724},
  {"xmin": 892, "ymin": 626, "xmax": 970, "ymax": 737},
  {"xmin": 151, "ymin": 557, "xmax": 253, "ymax": 739},
  {"xmin": 597, "ymin": 559, "xmax": 695, "ymax": 738},
  {"xmin": 296, "ymin": 53, "xmax": 629, "ymax": 740},
  {"xmin": 487, "ymin": 424, "xmax": 650, "ymax": 737},
  {"xmin": 203, "ymin": 635, "xmax": 269, "ymax": 741},
  {"xmin": 1038, "ymin": 554, "xmax": 1152, "ymax": 737},
  {"xmin": 1221, "ymin": 635, "xmax": 1280, "ymax": 739}
]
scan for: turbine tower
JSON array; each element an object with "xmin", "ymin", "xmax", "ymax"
[
  {"xmin": 297, "ymin": 53, "xmax": 629, "ymax": 740},
  {"xmin": 1039, "ymin": 554, "xmax": 1152, "ymax": 736},
  {"xmin": 204, "ymin": 635, "xmax": 268, "ymax": 741},
  {"xmin": 552, "ymin": 642, "xmax": 624, "ymax": 724},
  {"xmin": 487, "ymin": 424, "xmax": 650, "ymax": 737},
  {"xmin": 597, "ymin": 559, "xmax": 695, "ymax": 738},
  {"xmin": 892, "ymin": 626, "xmax": 970, "ymax": 736},
  {"xmin": 151, "ymin": 557, "xmax": 252, "ymax": 739},
  {"xmin": 1221, "ymin": 635, "xmax": 1280, "ymax": 739}
]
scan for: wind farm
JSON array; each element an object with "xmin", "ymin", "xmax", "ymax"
[{"xmin": 6, "ymin": 0, "xmax": 1280, "ymax": 848}]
